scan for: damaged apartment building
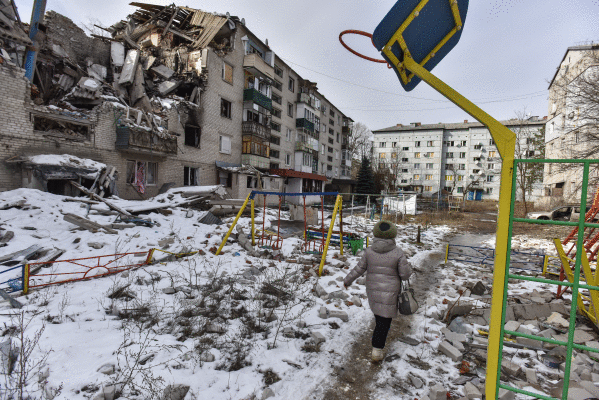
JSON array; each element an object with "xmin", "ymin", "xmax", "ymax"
[{"xmin": 0, "ymin": 1, "xmax": 354, "ymax": 200}]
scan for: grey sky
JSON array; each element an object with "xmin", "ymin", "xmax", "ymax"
[{"xmin": 14, "ymin": 0, "xmax": 599, "ymax": 130}]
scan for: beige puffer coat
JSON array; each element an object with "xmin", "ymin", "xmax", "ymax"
[{"xmin": 343, "ymin": 238, "xmax": 412, "ymax": 318}]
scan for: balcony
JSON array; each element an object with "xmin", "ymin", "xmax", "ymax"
[
  {"xmin": 115, "ymin": 126, "xmax": 177, "ymax": 155},
  {"xmin": 296, "ymin": 118, "xmax": 315, "ymax": 133},
  {"xmin": 242, "ymin": 121, "xmax": 271, "ymax": 140},
  {"xmin": 297, "ymin": 93, "xmax": 319, "ymax": 109},
  {"xmin": 243, "ymin": 53, "xmax": 274, "ymax": 80},
  {"xmin": 242, "ymin": 154, "xmax": 270, "ymax": 170},
  {"xmin": 243, "ymin": 88, "xmax": 272, "ymax": 111},
  {"xmin": 342, "ymin": 126, "xmax": 352, "ymax": 134}
]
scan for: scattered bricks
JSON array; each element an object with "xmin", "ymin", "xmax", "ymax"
[
  {"xmin": 501, "ymin": 360, "xmax": 521, "ymax": 377},
  {"xmin": 497, "ymin": 388, "xmax": 516, "ymax": 400},
  {"xmin": 329, "ymin": 310, "xmax": 349, "ymax": 322},
  {"xmin": 547, "ymin": 312, "xmax": 570, "ymax": 329},
  {"xmin": 538, "ymin": 328, "xmax": 556, "ymax": 338},
  {"xmin": 525, "ymin": 368, "xmax": 538, "ymax": 385},
  {"xmin": 328, "ymin": 290, "xmax": 349, "ymax": 300},
  {"xmin": 441, "ymin": 328, "xmax": 467, "ymax": 343},
  {"xmin": 464, "ymin": 381, "xmax": 482, "ymax": 399},
  {"xmin": 351, "ymin": 295, "xmax": 362, "ymax": 307},
  {"xmin": 261, "ymin": 387, "xmax": 275, "ymax": 400},
  {"xmin": 504, "ymin": 320, "xmax": 521, "ymax": 333},
  {"xmin": 438, "ymin": 341, "xmax": 462, "ymax": 362},
  {"xmin": 314, "ymin": 284, "xmax": 327, "ymax": 298},
  {"xmin": 449, "ymin": 317, "xmax": 470, "ymax": 334},
  {"xmin": 447, "ymin": 303, "xmax": 474, "ymax": 320},
  {"xmin": 516, "ymin": 336, "xmax": 539, "ymax": 349},
  {"xmin": 516, "ymin": 324, "xmax": 536, "ymax": 336},
  {"xmin": 429, "ymin": 384, "xmax": 447, "ymax": 400},
  {"xmin": 584, "ymin": 341, "xmax": 599, "ymax": 357},
  {"xmin": 310, "ymin": 331, "xmax": 326, "ymax": 345},
  {"xmin": 471, "ymin": 281, "xmax": 486, "ymax": 296},
  {"xmin": 318, "ymin": 307, "xmax": 329, "ymax": 319}
]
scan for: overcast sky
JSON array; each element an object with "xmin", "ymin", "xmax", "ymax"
[{"xmin": 14, "ymin": 0, "xmax": 599, "ymax": 130}]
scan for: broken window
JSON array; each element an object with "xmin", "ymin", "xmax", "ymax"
[
  {"xmin": 221, "ymin": 99, "xmax": 232, "ymax": 118},
  {"xmin": 222, "ymin": 62, "xmax": 233, "ymax": 84},
  {"xmin": 288, "ymin": 78, "xmax": 295, "ymax": 92},
  {"xmin": 272, "ymin": 108, "xmax": 282, "ymax": 119},
  {"xmin": 270, "ymin": 150, "xmax": 280, "ymax": 159},
  {"xmin": 288, "ymin": 102, "xmax": 294, "ymax": 117},
  {"xmin": 127, "ymin": 160, "xmax": 157, "ymax": 186},
  {"xmin": 184, "ymin": 125, "xmax": 201, "ymax": 148},
  {"xmin": 273, "ymin": 80, "xmax": 283, "ymax": 92},
  {"xmin": 274, "ymin": 65, "xmax": 283, "ymax": 78},
  {"xmin": 33, "ymin": 115, "xmax": 90, "ymax": 140},
  {"xmin": 272, "ymin": 93, "xmax": 282, "ymax": 105},
  {"xmin": 270, "ymin": 136, "xmax": 280, "ymax": 146},
  {"xmin": 219, "ymin": 135, "xmax": 232, "ymax": 154},
  {"xmin": 184, "ymin": 167, "xmax": 199, "ymax": 186},
  {"xmin": 271, "ymin": 122, "xmax": 281, "ymax": 132}
]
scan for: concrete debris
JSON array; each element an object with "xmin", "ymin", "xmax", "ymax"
[
  {"xmin": 449, "ymin": 317, "xmax": 470, "ymax": 334},
  {"xmin": 501, "ymin": 360, "xmax": 521, "ymax": 377},
  {"xmin": 351, "ymin": 295, "xmax": 362, "ymax": 307},
  {"xmin": 310, "ymin": 331, "xmax": 326, "ymax": 345},
  {"xmin": 438, "ymin": 341, "xmax": 462, "ymax": 362},
  {"xmin": 162, "ymin": 384, "xmax": 190, "ymax": 400},
  {"xmin": 318, "ymin": 306, "xmax": 329, "ymax": 319},
  {"xmin": 429, "ymin": 384, "xmax": 448, "ymax": 400},
  {"xmin": 410, "ymin": 375, "xmax": 424, "ymax": 389},
  {"xmin": 497, "ymin": 388, "xmax": 515, "ymax": 400},
  {"xmin": 261, "ymin": 387, "xmax": 275, "ymax": 400},
  {"xmin": 314, "ymin": 284, "xmax": 327, "ymax": 298},
  {"xmin": 470, "ymin": 281, "xmax": 486, "ymax": 296},
  {"xmin": 199, "ymin": 353, "xmax": 215, "ymax": 362},
  {"xmin": 546, "ymin": 312, "xmax": 570, "ymax": 329},
  {"xmin": 328, "ymin": 310, "xmax": 349, "ymax": 322},
  {"xmin": 97, "ymin": 363, "xmax": 115, "ymax": 375},
  {"xmin": 464, "ymin": 381, "xmax": 482, "ymax": 399}
]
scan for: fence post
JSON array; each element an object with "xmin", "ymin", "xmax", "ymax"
[
  {"xmin": 445, "ymin": 244, "xmax": 450, "ymax": 263},
  {"xmin": 22, "ymin": 264, "xmax": 29, "ymax": 295},
  {"xmin": 145, "ymin": 249, "xmax": 156, "ymax": 265}
]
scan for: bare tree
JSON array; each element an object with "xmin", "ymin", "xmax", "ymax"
[
  {"xmin": 347, "ymin": 122, "xmax": 373, "ymax": 161},
  {"xmin": 512, "ymin": 109, "xmax": 545, "ymax": 214}
]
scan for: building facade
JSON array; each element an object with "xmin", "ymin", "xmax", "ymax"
[
  {"xmin": 373, "ymin": 118, "xmax": 546, "ymax": 201},
  {"xmin": 542, "ymin": 44, "xmax": 599, "ymax": 205},
  {"xmin": 0, "ymin": 6, "xmax": 353, "ymax": 200}
]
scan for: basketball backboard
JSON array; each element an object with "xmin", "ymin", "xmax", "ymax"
[{"xmin": 372, "ymin": 0, "xmax": 469, "ymax": 91}]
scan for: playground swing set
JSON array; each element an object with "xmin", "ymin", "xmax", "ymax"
[
  {"xmin": 341, "ymin": 0, "xmax": 599, "ymax": 398},
  {"xmin": 215, "ymin": 191, "xmax": 368, "ymax": 276}
]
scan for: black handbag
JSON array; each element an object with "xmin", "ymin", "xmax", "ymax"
[{"xmin": 398, "ymin": 280, "xmax": 419, "ymax": 315}]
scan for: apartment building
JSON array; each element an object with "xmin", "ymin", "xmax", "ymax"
[
  {"xmin": 542, "ymin": 44, "xmax": 599, "ymax": 205},
  {"xmin": 0, "ymin": 5, "xmax": 353, "ymax": 201},
  {"xmin": 373, "ymin": 118, "xmax": 546, "ymax": 200}
]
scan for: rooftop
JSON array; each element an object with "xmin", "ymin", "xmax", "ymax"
[{"xmin": 374, "ymin": 118, "xmax": 547, "ymax": 133}]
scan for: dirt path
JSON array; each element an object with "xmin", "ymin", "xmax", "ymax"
[{"xmin": 306, "ymin": 248, "xmax": 447, "ymax": 400}]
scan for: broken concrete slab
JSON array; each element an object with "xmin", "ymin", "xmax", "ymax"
[
  {"xmin": 158, "ymin": 80, "xmax": 181, "ymax": 96},
  {"xmin": 501, "ymin": 360, "xmax": 522, "ymax": 377},
  {"xmin": 151, "ymin": 65, "xmax": 175, "ymax": 79},
  {"xmin": 314, "ymin": 284, "xmax": 327, "ymax": 298},
  {"xmin": 504, "ymin": 320, "xmax": 521, "ymax": 333},
  {"xmin": 464, "ymin": 381, "xmax": 482, "ymax": 399},
  {"xmin": 471, "ymin": 281, "xmax": 486, "ymax": 296},
  {"xmin": 438, "ymin": 341, "xmax": 462, "ymax": 362},
  {"xmin": 525, "ymin": 368, "xmax": 538, "ymax": 385},
  {"xmin": 310, "ymin": 331, "xmax": 326, "ymax": 345},
  {"xmin": 429, "ymin": 384, "xmax": 448, "ymax": 400},
  {"xmin": 318, "ymin": 306, "xmax": 329, "ymax": 319},
  {"xmin": 162, "ymin": 384, "xmax": 190, "ymax": 400},
  {"xmin": 119, "ymin": 49, "xmax": 140, "ymax": 85},
  {"xmin": 351, "ymin": 295, "xmax": 362, "ymax": 307},
  {"xmin": 329, "ymin": 310, "xmax": 349, "ymax": 322},
  {"xmin": 497, "ymin": 388, "xmax": 515, "ymax": 400}
]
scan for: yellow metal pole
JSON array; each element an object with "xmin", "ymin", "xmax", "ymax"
[
  {"xmin": 251, "ymin": 199, "xmax": 256, "ymax": 246},
  {"xmin": 319, "ymin": 195, "xmax": 342, "ymax": 276},
  {"xmin": 542, "ymin": 255, "xmax": 549, "ymax": 276},
  {"xmin": 216, "ymin": 193, "xmax": 252, "ymax": 256},
  {"xmin": 399, "ymin": 56, "xmax": 516, "ymax": 400},
  {"xmin": 339, "ymin": 199, "xmax": 344, "ymax": 256},
  {"xmin": 22, "ymin": 264, "xmax": 29, "ymax": 294},
  {"xmin": 445, "ymin": 244, "xmax": 449, "ymax": 263},
  {"xmin": 145, "ymin": 248, "xmax": 156, "ymax": 265}
]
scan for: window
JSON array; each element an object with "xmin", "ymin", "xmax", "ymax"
[
  {"xmin": 414, "ymin": 163, "xmax": 420, "ymax": 169},
  {"xmin": 270, "ymin": 149, "xmax": 280, "ymax": 159},
  {"xmin": 446, "ymin": 152, "xmax": 454, "ymax": 159},
  {"xmin": 459, "ymin": 152, "xmax": 466, "ymax": 159},
  {"xmin": 425, "ymin": 186, "xmax": 433, "ymax": 192},
  {"xmin": 127, "ymin": 160, "xmax": 158, "ymax": 186},
  {"xmin": 222, "ymin": 62, "xmax": 233, "ymax": 84},
  {"xmin": 457, "ymin": 175, "xmax": 464, "ymax": 181},
  {"xmin": 322, "ymin": 124, "xmax": 327, "ymax": 134},
  {"xmin": 486, "ymin": 188, "xmax": 494, "ymax": 194},
  {"xmin": 220, "ymin": 99, "xmax": 232, "ymax": 118},
  {"xmin": 425, "ymin": 152, "xmax": 434, "ymax": 158},
  {"xmin": 402, "ymin": 158, "xmax": 408, "ymax": 162},
  {"xmin": 286, "ymin": 128, "xmax": 294, "ymax": 141},
  {"xmin": 327, "ymin": 138, "xmax": 333, "ymax": 145},
  {"xmin": 218, "ymin": 171, "xmax": 232, "ymax": 188},
  {"xmin": 329, "ymin": 128, "xmax": 334, "ymax": 135},
  {"xmin": 488, "ymin": 151, "xmax": 497, "ymax": 158},
  {"xmin": 489, "ymin": 139, "xmax": 495, "ymax": 145},
  {"xmin": 391, "ymin": 153, "xmax": 397, "ymax": 159},
  {"xmin": 274, "ymin": 65, "xmax": 283, "ymax": 78},
  {"xmin": 271, "ymin": 122, "xmax": 281, "ymax": 132},
  {"xmin": 272, "ymin": 93, "xmax": 282, "ymax": 105},
  {"xmin": 486, "ymin": 175, "xmax": 494, "ymax": 182},
  {"xmin": 444, "ymin": 141, "xmax": 455, "ymax": 147},
  {"xmin": 272, "ymin": 108, "xmax": 282, "ymax": 119},
  {"xmin": 287, "ymin": 102, "xmax": 294, "ymax": 117},
  {"xmin": 379, "ymin": 153, "xmax": 386, "ymax": 159},
  {"xmin": 427, "ymin": 141, "xmax": 434, "ymax": 147},
  {"xmin": 402, "ymin": 147, "xmax": 409, "ymax": 151},
  {"xmin": 328, "ymin": 146, "xmax": 334, "ymax": 154},
  {"xmin": 285, "ymin": 153, "xmax": 291, "ymax": 165},
  {"xmin": 488, "ymin": 163, "xmax": 495, "ymax": 170},
  {"xmin": 327, "ymin": 164, "xmax": 333, "ymax": 171},
  {"xmin": 457, "ymin": 187, "xmax": 464, "ymax": 194},
  {"xmin": 270, "ymin": 135, "xmax": 280, "ymax": 146},
  {"xmin": 219, "ymin": 135, "xmax": 231, "ymax": 154},
  {"xmin": 335, "ymin": 150, "xmax": 339, "ymax": 160},
  {"xmin": 414, "ymin": 174, "xmax": 421, "ymax": 180},
  {"xmin": 445, "ymin": 175, "xmax": 454, "ymax": 181},
  {"xmin": 273, "ymin": 80, "xmax": 283, "ymax": 91},
  {"xmin": 527, "ymin": 150, "xmax": 535, "ymax": 157},
  {"xmin": 401, "ymin": 168, "xmax": 409, "ymax": 173},
  {"xmin": 328, "ymin": 156, "xmax": 333, "ymax": 163},
  {"xmin": 288, "ymin": 78, "xmax": 295, "ymax": 92},
  {"xmin": 473, "ymin": 169, "xmax": 481, "ymax": 174},
  {"xmin": 414, "ymin": 152, "xmax": 421, "ymax": 158},
  {"xmin": 474, "ymin": 144, "xmax": 482, "ymax": 150},
  {"xmin": 380, "ymin": 142, "xmax": 387, "ymax": 148},
  {"xmin": 330, "ymin": 109, "xmax": 335, "ymax": 117},
  {"xmin": 184, "ymin": 125, "xmax": 201, "ymax": 148},
  {"xmin": 458, "ymin": 164, "xmax": 466, "ymax": 170},
  {"xmin": 401, "ymin": 179, "xmax": 408, "ymax": 184},
  {"xmin": 426, "ymin": 163, "xmax": 434, "ymax": 169},
  {"xmin": 473, "ymin": 157, "xmax": 482, "ymax": 162},
  {"xmin": 336, "ymin": 133, "xmax": 340, "ymax": 143},
  {"xmin": 329, "ymin": 119, "xmax": 335, "ymax": 126},
  {"xmin": 445, "ymin": 164, "xmax": 454, "ymax": 170},
  {"xmin": 425, "ymin": 175, "xmax": 433, "ymax": 180},
  {"xmin": 184, "ymin": 166, "xmax": 199, "ymax": 186},
  {"xmin": 392, "ymin": 142, "xmax": 397, "ymax": 148},
  {"xmin": 415, "ymin": 141, "xmax": 421, "ymax": 147},
  {"xmin": 460, "ymin": 140, "xmax": 467, "ymax": 146}
]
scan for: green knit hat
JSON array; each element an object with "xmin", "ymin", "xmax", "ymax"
[{"xmin": 373, "ymin": 220, "xmax": 397, "ymax": 239}]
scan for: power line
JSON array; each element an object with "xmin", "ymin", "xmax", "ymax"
[{"xmin": 281, "ymin": 57, "xmax": 548, "ymax": 107}]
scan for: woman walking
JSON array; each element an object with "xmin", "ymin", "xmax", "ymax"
[{"xmin": 344, "ymin": 220, "xmax": 413, "ymax": 361}]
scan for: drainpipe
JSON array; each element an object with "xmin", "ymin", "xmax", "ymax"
[{"xmin": 24, "ymin": 0, "xmax": 47, "ymax": 82}]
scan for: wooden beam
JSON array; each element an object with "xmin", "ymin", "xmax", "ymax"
[{"xmin": 69, "ymin": 181, "xmax": 133, "ymax": 217}]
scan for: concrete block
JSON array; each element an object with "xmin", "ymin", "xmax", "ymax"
[
  {"xmin": 329, "ymin": 290, "xmax": 349, "ymax": 300},
  {"xmin": 525, "ymin": 368, "xmax": 538, "ymax": 385},
  {"xmin": 438, "ymin": 341, "xmax": 462, "ymax": 362},
  {"xmin": 464, "ymin": 381, "xmax": 482, "ymax": 399},
  {"xmin": 102, "ymin": 385, "xmax": 115, "ymax": 400},
  {"xmin": 501, "ymin": 360, "xmax": 521, "ymax": 377},
  {"xmin": 97, "ymin": 363, "xmax": 115, "ymax": 375},
  {"xmin": 429, "ymin": 384, "xmax": 447, "ymax": 400},
  {"xmin": 318, "ymin": 306, "xmax": 329, "ymax": 319},
  {"xmin": 329, "ymin": 310, "xmax": 349, "ymax": 322},
  {"xmin": 262, "ymin": 387, "xmax": 275, "ymax": 400},
  {"xmin": 162, "ymin": 384, "xmax": 190, "ymax": 400},
  {"xmin": 584, "ymin": 341, "xmax": 599, "ymax": 357},
  {"xmin": 516, "ymin": 336, "xmax": 539, "ymax": 349},
  {"xmin": 498, "ymin": 388, "xmax": 515, "ymax": 400},
  {"xmin": 504, "ymin": 321, "xmax": 521, "ymax": 333},
  {"xmin": 441, "ymin": 327, "xmax": 467, "ymax": 343},
  {"xmin": 517, "ymin": 324, "xmax": 535, "ymax": 336},
  {"xmin": 410, "ymin": 375, "xmax": 423, "ymax": 389},
  {"xmin": 314, "ymin": 284, "xmax": 327, "ymax": 298},
  {"xmin": 311, "ymin": 331, "xmax": 326, "ymax": 345},
  {"xmin": 351, "ymin": 295, "xmax": 362, "ymax": 307},
  {"xmin": 566, "ymin": 388, "xmax": 594, "ymax": 400}
]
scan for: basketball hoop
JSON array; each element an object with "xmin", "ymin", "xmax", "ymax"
[{"xmin": 339, "ymin": 30, "xmax": 390, "ymax": 66}]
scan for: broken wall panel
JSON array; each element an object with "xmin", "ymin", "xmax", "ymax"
[{"xmin": 118, "ymin": 49, "xmax": 140, "ymax": 85}]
